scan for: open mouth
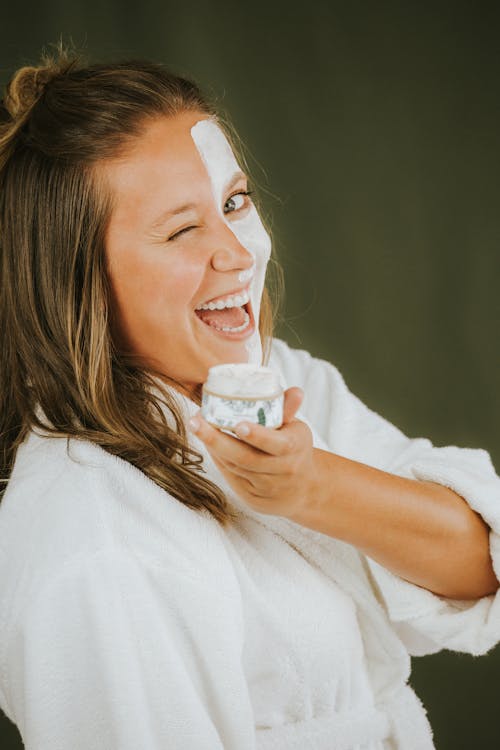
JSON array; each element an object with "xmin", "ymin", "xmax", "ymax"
[{"xmin": 194, "ymin": 292, "xmax": 255, "ymax": 338}]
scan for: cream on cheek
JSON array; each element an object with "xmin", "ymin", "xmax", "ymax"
[{"xmin": 190, "ymin": 119, "xmax": 271, "ymax": 365}]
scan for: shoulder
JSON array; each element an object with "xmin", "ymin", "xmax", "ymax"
[
  {"xmin": 2, "ymin": 430, "xmax": 162, "ymax": 562},
  {"xmin": 269, "ymin": 337, "xmax": 353, "ymax": 432},
  {"xmin": 0, "ymin": 430, "xmax": 233, "ymax": 635},
  {"xmin": 269, "ymin": 337, "xmax": 348, "ymax": 393},
  {"xmin": 268, "ymin": 337, "xmax": 394, "ymax": 454}
]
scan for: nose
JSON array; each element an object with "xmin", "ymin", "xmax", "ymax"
[{"xmin": 210, "ymin": 221, "xmax": 255, "ymax": 273}]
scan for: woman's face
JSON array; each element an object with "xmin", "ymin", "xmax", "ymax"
[{"xmin": 102, "ymin": 111, "xmax": 271, "ymax": 396}]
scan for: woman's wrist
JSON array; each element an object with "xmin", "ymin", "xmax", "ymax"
[{"xmin": 290, "ymin": 448, "xmax": 377, "ymax": 547}]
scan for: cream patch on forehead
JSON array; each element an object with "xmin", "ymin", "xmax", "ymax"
[
  {"xmin": 190, "ymin": 118, "xmax": 241, "ymax": 206},
  {"xmin": 190, "ymin": 119, "xmax": 271, "ymax": 365}
]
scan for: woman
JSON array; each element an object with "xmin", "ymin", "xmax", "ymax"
[{"xmin": 1, "ymin": 47, "xmax": 499, "ymax": 750}]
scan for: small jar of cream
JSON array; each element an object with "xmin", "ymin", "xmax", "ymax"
[{"xmin": 201, "ymin": 363, "xmax": 284, "ymax": 432}]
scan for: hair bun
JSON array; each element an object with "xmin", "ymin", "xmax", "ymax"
[
  {"xmin": 2, "ymin": 42, "xmax": 79, "ymax": 125},
  {"xmin": 3, "ymin": 65, "xmax": 57, "ymax": 121}
]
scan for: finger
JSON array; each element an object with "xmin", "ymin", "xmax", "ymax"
[
  {"xmin": 217, "ymin": 451, "xmax": 288, "ymax": 475},
  {"xmin": 210, "ymin": 453, "xmax": 258, "ymax": 490},
  {"xmin": 213, "ymin": 452, "xmax": 276, "ymax": 498},
  {"xmin": 189, "ymin": 412, "xmax": 275, "ymax": 467},
  {"xmin": 232, "ymin": 418, "xmax": 309, "ymax": 458},
  {"xmin": 282, "ymin": 387, "xmax": 304, "ymax": 424}
]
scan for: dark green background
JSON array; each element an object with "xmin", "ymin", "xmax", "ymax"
[{"xmin": 1, "ymin": 2, "xmax": 499, "ymax": 748}]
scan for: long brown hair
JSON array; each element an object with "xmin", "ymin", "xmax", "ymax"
[{"xmin": 0, "ymin": 45, "xmax": 282, "ymax": 526}]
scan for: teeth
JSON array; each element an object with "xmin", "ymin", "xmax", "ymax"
[{"xmin": 196, "ymin": 289, "xmax": 250, "ymax": 311}]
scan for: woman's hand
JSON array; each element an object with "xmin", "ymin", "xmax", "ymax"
[
  {"xmin": 188, "ymin": 387, "xmax": 316, "ymax": 518},
  {"xmin": 189, "ymin": 385, "xmax": 499, "ymax": 599}
]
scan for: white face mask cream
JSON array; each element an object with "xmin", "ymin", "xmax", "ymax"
[
  {"xmin": 201, "ymin": 363, "xmax": 284, "ymax": 431},
  {"xmin": 190, "ymin": 119, "xmax": 272, "ymax": 365}
]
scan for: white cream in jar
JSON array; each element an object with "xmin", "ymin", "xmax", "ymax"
[{"xmin": 201, "ymin": 364, "xmax": 284, "ymax": 432}]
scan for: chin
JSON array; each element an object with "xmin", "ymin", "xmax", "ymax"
[{"xmin": 214, "ymin": 340, "xmax": 250, "ymax": 364}]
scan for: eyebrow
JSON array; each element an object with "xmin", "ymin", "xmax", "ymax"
[{"xmin": 149, "ymin": 170, "xmax": 247, "ymax": 230}]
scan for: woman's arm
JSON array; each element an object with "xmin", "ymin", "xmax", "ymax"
[
  {"xmin": 297, "ymin": 447, "xmax": 499, "ymax": 600},
  {"xmin": 191, "ymin": 337, "xmax": 500, "ymax": 605},
  {"xmin": 269, "ymin": 338, "xmax": 500, "ymax": 601},
  {"xmin": 192, "ymin": 396, "xmax": 498, "ymax": 601}
]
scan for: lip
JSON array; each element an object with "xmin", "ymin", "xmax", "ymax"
[{"xmin": 195, "ymin": 284, "xmax": 251, "ymax": 309}]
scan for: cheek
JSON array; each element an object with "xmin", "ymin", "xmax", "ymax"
[
  {"xmin": 108, "ymin": 244, "xmax": 203, "ymax": 329},
  {"xmin": 162, "ymin": 256, "xmax": 204, "ymax": 318}
]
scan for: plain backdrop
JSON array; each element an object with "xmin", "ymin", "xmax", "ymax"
[{"xmin": 1, "ymin": 2, "xmax": 499, "ymax": 748}]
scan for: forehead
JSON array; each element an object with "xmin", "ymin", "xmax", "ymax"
[
  {"xmin": 101, "ymin": 112, "xmax": 243, "ymax": 224},
  {"xmin": 97, "ymin": 112, "xmax": 246, "ymax": 241},
  {"xmin": 102, "ymin": 112, "xmax": 239, "ymax": 195},
  {"xmin": 103, "ymin": 113, "xmax": 210, "ymax": 193}
]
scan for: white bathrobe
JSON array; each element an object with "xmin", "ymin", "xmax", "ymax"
[{"xmin": 1, "ymin": 337, "xmax": 499, "ymax": 750}]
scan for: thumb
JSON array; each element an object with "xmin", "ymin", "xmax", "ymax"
[{"xmin": 281, "ymin": 387, "xmax": 304, "ymax": 425}]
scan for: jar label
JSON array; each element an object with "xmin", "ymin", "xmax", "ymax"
[{"xmin": 201, "ymin": 390, "xmax": 284, "ymax": 431}]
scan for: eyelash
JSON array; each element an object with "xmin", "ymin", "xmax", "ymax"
[{"xmin": 167, "ymin": 190, "xmax": 254, "ymax": 242}]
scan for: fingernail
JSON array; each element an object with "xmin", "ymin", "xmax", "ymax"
[
  {"xmin": 235, "ymin": 422, "xmax": 250, "ymax": 437},
  {"xmin": 189, "ymin": 416, "xmax": 201, "ymax": 433}
]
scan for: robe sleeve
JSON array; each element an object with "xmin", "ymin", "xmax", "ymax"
[
  {"xmin": 269, "ymin": 337, "xmax": 500, "ymax": 657},
  {"xmin": 6, "ymin": 548, "xmax": 256, "ymax": 750}
]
